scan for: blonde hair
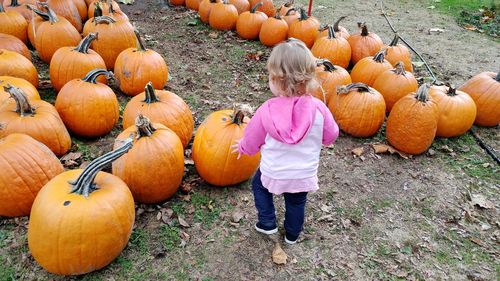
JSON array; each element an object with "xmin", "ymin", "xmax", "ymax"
[{"xmin": 267, "ymin": 39, "xmax": 317, "ymax": 97}]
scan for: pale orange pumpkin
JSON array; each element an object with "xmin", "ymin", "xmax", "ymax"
[
  {"xmin": 0, "ymin": 49, "xmax": 38, "ymax": 87},
  {"xmin": 385, "ymin": 34, "xmax": 413, "ymax": 72},
  {"xmin": 350, "ymin": 49, "xmax": 392, "ymax": 86},
  {"xmin": 347, "ymin": 23, "xmax": 383, "ymax": 64},
  {"xmin": 311, "ymin": 25, "xmax": 351, "ymax": 68}
]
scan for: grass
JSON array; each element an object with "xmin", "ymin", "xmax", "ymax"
[
  {"xmin": 160, "ymin": 224, "xmax": 181, "ymax": 251},
  {"xmin": 191, "ymin": 193, "xmax": 221, "ymax": 227},
  {"xmin": 129, "ymin": 228, "xmax": 149, "ymax": 256}
]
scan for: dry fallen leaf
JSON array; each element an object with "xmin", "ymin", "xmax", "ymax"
[
  {"xmin": 231, "ymin": 211, "xmax": 244, "ymax": 223},
  {"xmin": 178, "ymin": 217, "xmax": 190, "ymax": 228},
  {"xmin": 371, "ymin": 144, "xmax": 409, "ymax": 159},
  {"xmin": 208, "ymin": 32, "xmax": 219, "ymax": 39},
  {"xmin": 272, "ymin": 243, "xmax": 287, "ymax": 265},
  {"xmin": 470, "ymin": 194, "xmax": 495, "ymax": 209},
  {"xmin": 351, "ymin": 147, "xmax": 364, "ymax": 157}
]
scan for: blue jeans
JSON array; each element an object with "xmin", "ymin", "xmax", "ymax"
[{"xmin": 252, "ymin": 169, "xmax": 308, "ymax": 239}]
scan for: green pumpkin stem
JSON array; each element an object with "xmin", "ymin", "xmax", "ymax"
[
  {"xmin": 3, "ymin": 84, "xmax": 36, "ymax": 117},
  {"xmin": 285, "ymin": 7, "xmax": 295, "ymax": 16},
  {"xmin": 82, "ymin": 69, "xmax": 113, "ymax": 84},
  {"xmin": 393, "ymin": 61, "xmax": 406, "ymax": 75},
  {"xmin": 338, "ymin": 82, "xmax": 374, "ymax": 95},
  {"xmin": 135, "ymin": 114, "xmax": 156, "ymax": 138},
  {"xmin": 373, "ymin": 49, "xmax": 387, "ymax": 63},
  {"xmin": 250, "ymin": 2, "xmax": 263, "ymax": 13},
  {"xmin": 143, "ymin": 82, "xmax": 160, "ymax": 103},
  {"xmin": 70, "ymin": 137, "xmax": 133, "ymax": 197},
  {"xmin": 94, "ymin": 15, "xmax": 116, "ymax": 24},
  {"xmin": 317, "ymin": 59, "xmax": 337, "ymax": 72},
  {"xmin": 415, "ymin": 83, "xmax": 431, "ymax": 102},
  {"xmin": 74, "ymin": 33, "xmax": 98, "ymax": 54},
  {"xmin": 327, "ymin": 25, "xmax": 336, "ymax": 39},
  {"xmin": 299, "ymin": 8, "xmax": 308, "ymax": 21},
  {"xmin": 333, "ymin": 16, "xmax": 346, "ymax": 32},
  {"xmin": 389, "ymin": 34, "xmax": 399, "ymax": 46},
  {"xmin": 134, "ymin": 29, "xmax": 147, "ymax": 51}
]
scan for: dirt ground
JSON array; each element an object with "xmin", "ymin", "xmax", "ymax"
[{"xmin": 1, "ymin": 0, "xmax": 499, "ymax": 280}]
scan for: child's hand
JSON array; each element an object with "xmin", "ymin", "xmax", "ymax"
[{"xmin": 230, "ymin": 139, "xmax": 242, "ymax": 160}]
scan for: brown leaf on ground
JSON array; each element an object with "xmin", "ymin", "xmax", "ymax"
[
  {"xmin": 371, "ymin": 144, "xmax": 409, "ymax": 159},
  {"xmin": 351, "ymin": 147, "xmax": 364, "ymax": 157},
  {"xmin": 231, "ymin": 211, "xmax": 244, "ymax": 223},
  {"xmin": 180, "ymin": 181, "xmax": 194, "ymax": 194},
  {"xmin": 208, "ymin": 32, "xmax": 218, "ymax": 39},
  {"xmin": 272, "ymin": 243, "xmax": 287, "ymax": 265},
  {"xmin": 60, "ymin": 152, "xmax": 82, "ymax": 168},
  {"xmin": 470, "ymin": 194, "xmax": 495, "ymax": 209},
  {"xmin": 178, "ymin": 217, "xmax": 190, "ymax": 228},
  {"xmin": 184, "ymin": 158, "xmax": 194, "ymax": 165},
  {"xmin": 246, "ymin": 51, "xmax": 264, "ymax": 61}
]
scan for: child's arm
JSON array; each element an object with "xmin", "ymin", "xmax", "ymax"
[
  {"xmin": 318, "ymin": 102, "xmax": 339, "ymax": 145},
  {"xmin": 238, "ymin": 107, "xmax": 267, "ymax": 156}
]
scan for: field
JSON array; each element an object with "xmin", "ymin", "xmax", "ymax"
[{"xmin": 0, "ymin": 0, "xmax": 499, "ymax": 280}]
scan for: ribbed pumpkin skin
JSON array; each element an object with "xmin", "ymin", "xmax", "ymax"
[
  {"xmin": 429, "ymin": 85, "xmax": 477, "ymax": 137},
  {"xmin": 0, "ymin": 7, "xmax": 27, "ymax": 43},
  {"xmin": 311, "ymin": 26, "xmax": 351, "ymax": 68},
  {"xmin": 87, "ymin": 0, "xmax": 121, "ymax": 18},
  {"xmin": 228, "ymin": 0, "xmax": 249, "ymax": 14},
  {"xmin": 28, "ymin": 169, "xmax": 135, "ymax": 275},
  {"xmin": 27, "ymin": 15, "xmax": 44, "ymax": 46},
  {"xmin": 74, "ymin": 0, "xmax": 87, "ymax": 21},
  {"xmin": 0, "ymin": 76, "xmax": 40, "ymax": 103},
  {"xmin": 199, "ymin": 0, "xmax": 220, "ymax": 23},
  {"xmin": 329, "ymin": 83, "xmax": 386, "ymax": 137},
  {"xmin": 3, "ymin": 0, "xmax": 35, "ymax": 21},
  {"xmin": 0, "ymin": 49, "xmax": 38, "ymax": 87},
  {"xmin": 347, "ymin": 24, "xmax": 383, "ymax": 64},
  {"xmin": 0, "ymin": 89, "xmax": 71, "ymax": 156},
  {"xmin": 259, "ymin": 15, "xmax": 288, "ymax": 47},
  {"xmin": 113, "ymin": 122, "xmax": 184, "ymax": 204},
  {"xmin": 0, "ymin": 33, "xmax": 31, "ymax": 60},
  {"xmin": 312, "ymin": 61, "xmax": 351, "ymax": 105},
  {"xmin": 350, "ymin": 51, "xmax": 392, "ymax": 87},
  {"xmin": 386, "ymin": 41, "xmax": 413, "ymax": 72},
  {"xmin": 34, "ymin": 16, "xmax": 81, "ymax": 63},
  {"xmin": 372, "ymin": 62, "xmax": 418, "ymax": 112},
  {"xmin": 186, "ymin": 0, "xmax": 202, "ymax": 10},
  {"xmin": 236, "ymin": 4, "xmax": 267, "ymax": 40},
  {"xmin": 192, "ymin": 109, "xmax": 260, "ymax": 186},
  {"xmin": 288, "ymin": 9, "xmax": 320, "ymax": 48},
  {"xmin": 209, "ymin": 2, "xmax": 238, "ymax": 31},
  {"xmin": 386, "ymin": 85, "xmax": 439, "ymax": 155},
  {"xmin": 0, "ymin": 134, "xmax": 64, "ymax": 217},
  {"xmin": 458, "ymin": 72, "xmax": 500, "ymax": 127},
  {"xmin": 83, "ymin": 17, "xmax": 136, "ymax": 69},
  {"xmin": 282, "ymin": 9, "xmax": 299, "ymax": 26},
  {"xmin": 249, "ymin": 0, "xmax": 274, "ymax": 17},
  {"xmin": 44, "ymin": 0, "xmax": 83, "ymax": 31},
  {"xmin": 122, "ymin": 86, "xmax": 194, "ymax": 148}
]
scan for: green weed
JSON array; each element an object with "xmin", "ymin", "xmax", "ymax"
[{"xmin": 160, "ymin": 224, "xmax": 180, "ymax": 251}]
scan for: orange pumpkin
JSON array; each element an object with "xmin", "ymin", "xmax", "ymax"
[
  {"xmin": 386, "ymin": 84, "xmax": 439, "ymax": 155},
  {"xmin": 249, "ymin": 0, "xmax": 274, "ymax": 17},
  {"xmin": 87, "ymin": 0, "xmax": 121, "ymax": 19},
  {"xmin": 186, "ymin": 0, "xmax": 202, "ymax": 10},
  {"xmin": 312, "ymin": 59, "xmax": 351, "ymax": 105},
  {"xmin": 282, "ymin": 7, "xmax": 299, "ymax": 26},
  {"xmin": 83, "ymin": 16, "xmax": 136, "ymax": 69},
  {"xmin": 0, "ymin": 76, "xmax": 39, "ymax": 103},
  {"xmin": 50, "ymin": 32, "xmax": 107, "ymax": 92},
  {"xmin": 259, "ymin": 11, "xmax": 288, "ymax": 47},
  {"xmin": 0, "ymin": 33, "xmax": 31, "ymax": 60},
  {"xmin": 429, "ymin": 84, "xmax": 477, "ymax": 137},
  {"xmin": 316, "ymin": 17, "xmax": 349, "ymax": 39},
  {"xmin": 236, "ymin": 2, "xmax": 268, "ymax": 40},
  {"xmin": 41, "ymin": 0, "xmax": 83, "ymax": 32},
  {"xmin": 287, "ymin": 8, "xmax": 320, "ymax": 48},
  {"xmin": 55, "ymin": 69, "xmax": 119, "ymax": 137},
  {"xmin": 0, "ymin": 2, "xmax": 27, "ymax": 43},
  {"xmin": 169, "ymin": 0, "xmax": 185, "ymax": 6},
  {"xmin": 329, "ymin": 83, "xmax": 386, "ymax": 137},
  {"xmin": 28, "ymin": 139, "xmax": 135, "ymax": 275},
  {"xmin": 113, "ymin": 115, "xmax": 184, "ymax": 204},
  {"xmin": 228, "ymin": 0, "xmax": 249, "ymax": 14},
  {"xmin": 0, "ymin": 85, "xmax": 71, "ymax": 156},
  {"xmin": 0, "ymin": 133, "xmax": 64, "ymax": 217},
  {"xmin": 26, "ymin": 4, "xmax": 44, "ymax": 46},
  {"xmin": 114, "ymin": 30, "xmax": 169, "ymax": 96},
  {"xmin": 458, "ymin": 71, "xmax": 500, "ymax": 127},
  {"xmin": 199, "ymin": 0, "xmax": 220, "ymax": 23},
  {"xmin": 192, "ymin": 106, "xmax": 260, "ymax": 186},
  {"xmin": 122, "ymin": 82, "xmax": 194, "ymax": 148},
  {"xmin": 311, "ymin": 25, "xmax": 351, "ymax": 69},
  {"xmin": 347, "ymin": 23, "xmax": 383, "ymax": 64},
  {"xmin": 209, "ymin": 0, "xmax": 238, "ymax": 31},
  {"xmin": 3, "ymin": 0, "xmax": 34, "ymax": 21},
  {"xmin": 350, "ymin": 49, "xmax": 392, "ymax": 86},
  {"xmin": 0, "ymin": 49, "xmax": 38, "ymax": 87},
  {"xmin": 372, "ymin": 61, "xmax": 418, "ymax": 112},
  {"xmin": 73, "ymin": 0, "xmax": 87, "ymax": 21},
  {"xmin": 385, "ymin": 35, "xmax": 413, "ymax": 72},
  {"xmin": 278, "ymin": 0, "xmax": 294, "ymax": 16}
]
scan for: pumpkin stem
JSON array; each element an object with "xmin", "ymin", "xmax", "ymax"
[
  {"xmin": 8, "ymin": 0, "xmax": 20, "ymax": 7},
  {"xmin": 93, "ymin": 2, "xmax": 103, "ymax": 17},
  {"xmin": 273, "ymin": 10, "xmax": 282, "ymax": 19},
  {"xmin": 82, "ymin": 69, "xmax": 113, "ymax": 84},
  {"xmin": 358, "ymin": 22, "xmax": 369, "ymax": 36},
  {"xmin": 108, "ymin": 0, "xmax": 117, "ymax": 14},
  {"xmin": 496, "ymin": 71, "xmax": 500, "ymax": 82},
  {"xmin": 444, "ymin": 83, "xmax": 458, "ymax": 97},
  {"xmin": 135, "ymin": 114, "xmax": 156, "ymax": 138},
  {"xmin": 232, "ymin": 104, "xmax": 253, "ymax": 125},
  {"xmin": 298, "ymin": 8, "xmax": 308, "ymax": 21},
  {"xmin": 251, "ymin": 2, "xmax": 263, "ymax": 13},
  {"xmin": 285, "ymin": 7, "xmax": 296, "ymax": 16},
  {"xmin": 316, "ymin": 59, "xmax": 336, "ymax": 72},
  {"xmin": 93, "ymin": 15, "xmax": 116, "ymax": 24},
  {"xmin": 415, "ymin": 83, "xmax": 431, "ymax": 102},
  {"xmin": 70, "ymin": 137, "xmax": 134, "ymax": 197},
  {"xmin": 393, "ymin": 61, "xmax": 406, "ymax": 75},
  {"xmin": 29, "ymin": 6, "xmax": 50, "ymax": 21},
  {"xmin": 45, "ymin": 6, "xmax": 59, "ymax": 23},
  {"xmin": 338, "ymin": 82, "xmax": 373, "ymax": 95},
  {"xmin": 327, "ymin": 25, "xmax": 336, "ymax": 39},
  {"xmin": 143, "ymin": 82, "xmax": 160, "ymax": 103},
  {"xmin": 373, "ymin": 48, "xmax": 387, "ymax": 63},
  {"xmin": 333, "ymin": 16, "xmax": 346, "ymax": 32},
  {"xmin": 389, "ymin": 34, "xmax": 399, "ymax": 46},
  {"xmin": 134, "ymin": 29, "xmax": 147, "ymax": 51},
  {"xmin": 74, "ymin": 33, "xmax": 98, "ymax": 54},
  {"xmin": 3, "ymin": 84, "xmax": 36, "ymax": 117},
  {"xmin": 284, "ymin": 0, "xmax": 294, "ymax": 8}
]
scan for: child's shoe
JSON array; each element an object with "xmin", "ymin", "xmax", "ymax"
[
  {"xmin": 255, "ymin": 222, "xmax": 278, "ymax": 235},
  {"xmin": 284, "ymin": 232, "xmax": 298, "ymax": 245}
]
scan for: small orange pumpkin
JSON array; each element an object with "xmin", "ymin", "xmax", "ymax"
[
  {"xmin": 0, "ymin": 2, "xmax": 28, "ymax": 43},
  {"xmin": 282, "ymin": 7, "xmax": 299, "ymax": 26},
  {"xmin": 186, "ymin": 0, "xmax": 202, "ymax": 10},
  {"xmin": 288, "ymin": 8, "xmax": 320, "ymax": 48},
  {"xmin": 259, "ymin": 11, "xmax": 288, "ymax": 47},
  {"xmin": 41, "ymin": 0, "xmax": 83, "ymax": 32},
  {"xmin": 0, "ymin": 33, "xmax": 31, "ymax": 60},
  {"xmin": 347, "ymin": 23, "xmax": 384, "ymax": 64},
  {"xmin": 236, "ymin": 2, "xmax": 268, "ymax": 40},
  {"xmin": 0, "ymin": 49, "xmax": 38, "ymax": 87},
  {"xmin": 316, "ymin": 16, "xmax": 350, "ymax": 40},
  {"xmin": 3, "ymin": 0, "xmax": 34, "ymax": 21},
  {"xmin": 350, "ymin": 49, "xmax": 392, "ymax": 86},
  {"xmin": 228, "ymin": 0, "xmax": 249, "ymax": 14},
  {"xmin": 169, "ymin": 0, "xmax": 185, "ymax": 6},
  {"xmin": 385, "ymin": 34, "xmax": 413, "ymax": 72},
  {"xmin": 199, "ymin": 0, "xmax": 220, "ymax": 23},
  {"xmin": 0, "ymin": 76, "xmax": 39, "ymax": 103},
  {"xmin": 386, "ymin": 84, "xmax": 439, "ymax": 155},
  {"xmin": 312, "ymin": 59, "xmax": 351, "ymax": 105},
  {"xmin": 311, "ymin": 25, "xmax": 351, "ymax": 69},
  {"xmin": 209, "ymin": 0, "xmax": 238, "ymax": 31},
  {"xmin": 87, "ymin": 0, "xmax": 121, "ymax": 19},
  {"xmin": 249, "ymin": 0, "xmax": 274, "ymax": 17},
  {"xmin": 278, "ymin": 0, "xmax": 294, "ymax": 16}
]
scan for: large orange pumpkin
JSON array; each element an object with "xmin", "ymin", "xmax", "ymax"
[
  {"xmin": 0, "ymin": 76, "xmax": 39, "ymax": 103},
  {"xmin": 55, "ymin": 69, "xmax": 119, "ymax": 137},
  {"xmin": 458, "ymin": 71, "xmax": 500, "ymax": 127},
  {"xmin": 40, "ymin": 0, "xmax": 83, "ymax": 32},
  {"xmin": 113, "ymin": 115, "xmax": 184, "ymax": 204},
  {"xmin": 385, "ymin": 35, "xmax": 413, "ymax": 72},
  {"xmin": 386, "ymin": 84, "xmax": 439, "ymax": 155},
  {"xmin": 316, "ymin": 17, "xmax": 349, "ymax": 40},
  {"xmin": 0, "ymin": 2, "xmax": 27, "ymax": 43},
  {"xmin": 236, "ymin": 2, "xmax": 268, "ymax": 40},
  {"xmin": 347, "ymin": 23, "xmax": 383, "ymax": 64},
  {"xmin": 0, "ymin": 133, "xmax": 64, "ymax": 217},
  {"xmin": 312, "ymin": 59, "xmax": 351, "ymax": 105},
  {"xmin": 249, "ymin": 0, "xmax": 274, "ymax": 17},
  {"xmin": 259, "ymin": 11, "xmax": 288, "ymax": 47},
  {"xmin": 50, "ymin": 32, "xmax": 107, "ymax": 92},
  {"xmin": 429, "ymin": 84, "xmax": 477, "ymax": 137},
  {"xmin": 0, "ymin": 49, "xmax": 38, "ymax": 87},
  {"xmin": 209, "ymin": 0, "xmax": 238, "ymax": 31},
  {"xmin": 311, "ymin": 25, "xmax": 351, "ymax": 69},
  {"xmin": 26, "ymin": 4, "xmax": 45, "ymax": 46},
  {"xmin": 198, "ymin": 0, "xmax": 220, "ymax": 23},
  {"xmin": 350, "ymin": 49, "xmax": 392, "ymax": 86},
  {"xmin": 288, "ymin": 8, "xmax": 320, "ymax": 48},
  {"xmin": 192, "ymin": 106, "xmax": 261, "ymax": 186},
  {"xmin": 3, "ymin": 0, "xmax": 34, "ymax": 21},
  {"xmin": 0, "ymin": 85, "xmax": 71, "ymax": 156},
  {"xmin": 329, "ymin": 82, "xmax": 386, "ymax": 137},
  {"xmin": 87, "ymin": 0, "xmax": 121, "ymax": 19},
  {"xmin": 122, "ymin": 82, "xmax": 194, "ymax": 147},
  {"xmin": 28, "ymin": 138, "xmax": 135, "ymax": 275},
  {"xmin": 228, "ymin": 0, "xmax": 249, "ymax": 14},
  {"xmin": 114, "ymin": 30, "xmax": 169, "ymax": 96},
  {"xmin": 0, "ymin": 33, "xmax": 31, "ymax": 60},
  {"xmin": 372, "ymin": 61, "xmax": 418, "ymax": 112}
]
